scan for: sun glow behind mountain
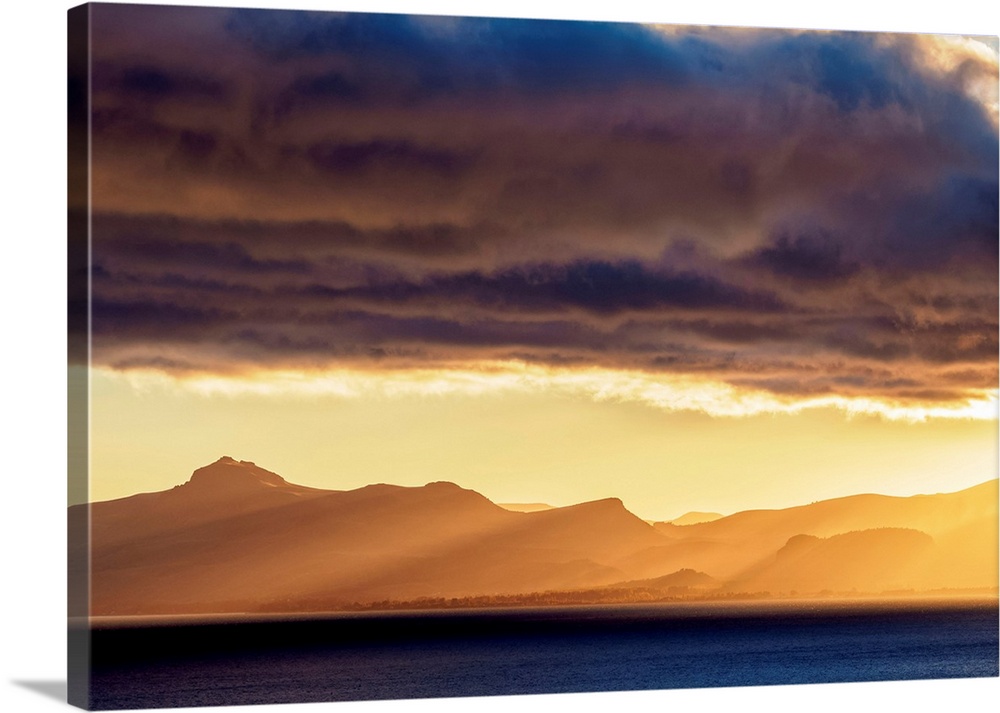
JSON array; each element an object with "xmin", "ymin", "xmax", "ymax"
[
  {"xmin": 87, "ymin": 364, "xmax": 997, "ymax": 521},
  {"xmin": 74, "ymin": 456, "xmax": 998, "ymax": 615}
]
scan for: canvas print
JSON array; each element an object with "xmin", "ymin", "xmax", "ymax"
[{"xmin": 67, "ymin": 2, "xmax": 999, "ymax": 710}]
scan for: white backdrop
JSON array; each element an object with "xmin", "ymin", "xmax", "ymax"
[{"xmin": 2, "ymin": 2, "xmax": 998, "ymax": 712}]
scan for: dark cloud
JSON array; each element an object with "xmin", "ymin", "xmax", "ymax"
[
  {"xmin": 108, "ymin": 64, "xmax": 229, "ymax": 102},
  {"xmin": 660, "ymin": 319, "xmax": 797, "ymax": 344},
  {"xmin": 822, "ymin": 331, "xmax": 912, "ymax": 362},
  {"xmin": 83, "ymin": 6, "xmax": 999, "ymax": 403},
  {"xmin": 224, "ymin": 10, "xmax": 688, "ymax": 94},
  {"xmin": 746, "ymin": 230, "xmax": 860, "ymax": 283},
  {"xmin": 740, "ymin": 32, "xmax": 906, "ymax": 112},
  {"xmin": 309, "ymin": 260, "xmax": 787, "ymax": 316},
  {"xmin": 103, "ymin": 236, "xmax": 312, "ymax": 275},
  {"xmin": 305, "ymin": 138, "xmax": 476, "ymax": 177},
  {"xmin": 273, "ymin": 71, "xmax": 365, "ymax": 117},
  {"xmin": 91, "ymin": 297, "xmax": 235, "ymax": 338},
  {"xmin": 885, "ymin": 174, "xmax": 999, "ymax": 266}
]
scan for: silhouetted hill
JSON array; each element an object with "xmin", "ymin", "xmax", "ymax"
[
  {"xmin": 649, "ymin": 480, "xmax": 998, "ymax": 585},
  {"xmin": 608, "ymin": 568, "xmax": 718, "ymax": 591},
  {"xmin": 654, "ymin": 481, "xmax": 997, "ymax": 545},
  {"xmin": 732, "ymin": 528, "xmax": 936, "ymax": 594},
  {"xmin": 669, "ymin": 512, "xmax": 724, "ymax": 526},
  {"xmin": 83, "ymin": 457, "xmax": 330, "ymax": 547},
  {"xmin": 498, "ymin": 503, "xmax": 555, "ymax": 513},
  {"xmin": 76, "ymin": 459, "xmax": 671, "ymax": 614},
  {"xmin": 73, "ymin": 461, "xmax": 998, "ymax": 615}
]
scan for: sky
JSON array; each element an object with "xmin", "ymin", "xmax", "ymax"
[{"xmin": 72, "ymin": 2, "xmax": 999, "ymax": 518}]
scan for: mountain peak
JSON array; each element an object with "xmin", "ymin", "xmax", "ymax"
[
  {"xmin": 570, "ymin": 497, "xmax": 627, "ymax": 511},
  {"xmin": 424, "ymin": 480, "xmax": 463, "ymax": 490},
  {"xmin": 541, "ymin": 497, "xmax": 646, "ymax": 523},
  {"xmin": 184, "ymin": 457, "xmax": 290, "ymax": 493}
]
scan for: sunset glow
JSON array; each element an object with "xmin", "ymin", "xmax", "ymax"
[
  {"xmin": 103, "ymin": 363, "xmax": 999, "ymax": 422},
  {"xmin": 74, "ymin": 4, "xmax": 997, "ymax": 523},
  {"xmin": 64, "ymin": 9, "xmax": 1000, "ymax": 713}
]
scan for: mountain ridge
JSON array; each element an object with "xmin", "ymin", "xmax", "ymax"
[{"xmin": 75, "ymin": 458, "xmax": 999, "ymax": 615}]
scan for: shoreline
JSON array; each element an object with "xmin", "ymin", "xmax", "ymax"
[{"xmin": 83, "ymin": 592, "xmax": 1000, "ymax": 629}]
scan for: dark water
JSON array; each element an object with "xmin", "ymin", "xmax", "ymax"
[{"xmin": 87, "ymin": 599, "xmax": 999, "ymax": 710}]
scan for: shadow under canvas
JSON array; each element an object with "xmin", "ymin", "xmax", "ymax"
[{"xmin": 11, "ymin": 680, "xmax": 68, "ymax": 704}]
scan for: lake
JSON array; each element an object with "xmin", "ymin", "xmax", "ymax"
[{"xmin": 86, "ymin": 598, "xmax": 999, "ymax": 709}]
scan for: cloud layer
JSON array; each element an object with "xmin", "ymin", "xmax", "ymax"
[{"xmin": 78, "ymin": 6, "xmax": 999, "ymax": 406}]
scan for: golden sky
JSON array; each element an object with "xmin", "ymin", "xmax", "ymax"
[
  {"xmin": 86, "ymin": 364, "xmax": 997, "ymax": 520},
  {"xmin": 74, "ymin": 5, "xmax": 999, "ymax": 515}
]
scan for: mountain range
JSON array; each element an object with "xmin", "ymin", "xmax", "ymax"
[{"xmin": 70, "ymin": 457, "xmax": 998, "ymax": 615}]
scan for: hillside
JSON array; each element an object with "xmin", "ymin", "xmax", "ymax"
[{"xmin": 73, "ymin": 459, "xmax": 999, "ymax": 614}]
